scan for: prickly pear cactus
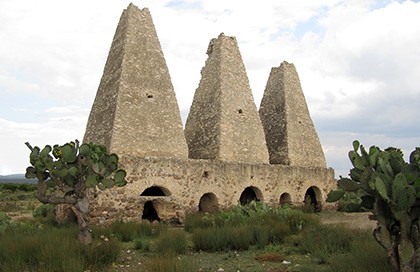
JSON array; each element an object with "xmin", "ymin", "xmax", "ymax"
[
  {"xmin": 25, "ymin": 140, "xmax": 127, "ymax": 244},
  {"xmin": 25, "ymin": 140, "xmax": 127, "ymax": 190},
  {"xmin": 327, "ymin": 140, "xmax": 420, "ymax": 272}
]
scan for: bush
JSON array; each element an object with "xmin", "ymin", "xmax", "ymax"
[
  {"xmin": 32, "ymin": 204, "xmax": 55, "ymax": 218},
  {"xmin": 133, "ymin": 237, "xmax": 152, "ymax": 252},
  {"xmin": 192, "ymin": 226, "xmax": 228, "ymax": 251},
  {"xmin": 155, "ymin": 228, "xmax": 188, "ymax": 254},
  {"xmin": 299, "ymin": 224, "xmax": 353, "ymax": 263},
  {"xmin": 226, "ymin": 225, "xmax": 253, "ymax": 250}
]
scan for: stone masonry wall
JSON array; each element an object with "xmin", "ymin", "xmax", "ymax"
[{"xmin": 89, "ymin": 156, "xmax": 335, "ymax": 224}]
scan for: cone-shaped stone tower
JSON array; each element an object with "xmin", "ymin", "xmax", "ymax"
[
  {"xmin": 184, "ymin": 33, "xmax": 269, "ymax": 164},
  {"xmin": 259, "ymin": 61, "xmax": 326, "ymax": 167},
  {"xmin": 84, "ymin": 4, "xmax": 188, "ymax": 158}
]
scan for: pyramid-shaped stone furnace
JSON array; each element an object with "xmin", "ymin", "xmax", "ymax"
[{"xmin": 84, "ymin": 4, "xmax": 335, "ymax": 224}]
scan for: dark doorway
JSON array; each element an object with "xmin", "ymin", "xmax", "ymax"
[
  {"xmin": 239, "ymin": 187, "xmax": 261, "ymax": 205},
  {"xmin": 142, "ymin": 201, "xmax": 160, "ymax": 221},
  {"xmin": 279, "ymin": 193, "xmax": 292, "ymax": 206},
  {"xmin": 199, "ymin": 193, "xmax": 218, "ymax": 212},
  {"xmin": 304, "ymin": 187, "xmax": 321, "ymax": 212}
]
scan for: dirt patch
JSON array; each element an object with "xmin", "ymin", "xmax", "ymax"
[{"xmin": 319, "ymin": 211, "xmax": 376, "ymax": 230}]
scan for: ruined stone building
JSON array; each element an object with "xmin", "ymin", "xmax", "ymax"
[{"xmin": 84, "ymin": 4, "xmax": 335, "ymax": 224}]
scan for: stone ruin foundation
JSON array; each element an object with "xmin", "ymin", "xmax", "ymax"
[{"xmin": 83, "ymin": 4, "xmax": 336, "ymax": 225}]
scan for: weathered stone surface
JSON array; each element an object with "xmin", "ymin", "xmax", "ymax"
[
  {"xmin": 185, "ymin": 33, "xmax": 269, "ymax": 164},
  {"xmin": 84, "ymin": 4, "xmax": 188, "ymax": 158},
  {"xmin": 88, "ymin": 156, "xmax": 335, "ymax": 224},
  {"xmin": 84, "ymin": 4, "xmax": 335, "ymax": 225},
  {"xmin": 259, "ymin": 61, "xmax": 327, "ymax": 167}
]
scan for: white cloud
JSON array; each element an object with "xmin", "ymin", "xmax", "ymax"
[
  {"xmin": 0, "ymin": 0, "xmax": 419, "ymax": 177},
  {"xmin": 0, "ymin": 106, "xmax": 87, "ymax": 175}
]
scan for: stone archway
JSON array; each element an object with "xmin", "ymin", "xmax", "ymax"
[
  {"xmin": 279, "ymin": 193, "xmax": 292, "ymax": 206},
  {"xmin": 140, "ymin": 186, "xmax": 171, "ymax": 196},
  {"xmin": 304, "ymin": 186, "xmax": 322, "ymax": 212},
  {"xmin": 199, "ymin": 193, "xmax": 219, "ymax": 212},
  {"xmin": 141, "ymin": 200, "xmax": 160, "ymax": 221},
  {"xmin": 239, "ymin": 186, "xmax": 263, "ymax": 205},
  {"xmin": 140, "ymin": 186, "xmax": 171, "ymax": 221}
]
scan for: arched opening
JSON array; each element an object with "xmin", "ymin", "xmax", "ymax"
[
  {"xmin": 239, "ymin": 186, "xmax": 263, "ymax": 206},
  {"xmin": 142, "ymin": 201, "xmax": 160, "ymax": 221},
  {"xmin": 199, "ymin": 193, "xmax": 219, "ymax": 212},
  {"xmin": 279, "ymin": 193, "xmax": 292, "ymax": 206},
  {"xmin": 304, "ymin": 186, "xmax": 322, "ymax": 212},
  {"xmin": 140, "ymin": 186, "xmax": 171, "ymax": 196}
]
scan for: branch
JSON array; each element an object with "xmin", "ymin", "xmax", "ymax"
[
  {"xmin": 36, "ymin": 178, "xmax": 77, "ymax": 205},
  {"xmin": 36, "ymin": 193, "xmax": 77, "ymax": 205}
]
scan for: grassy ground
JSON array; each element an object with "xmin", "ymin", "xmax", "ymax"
[{"xmin": 0, "ymin": 184, "xmax": 390, "ymax": 272}]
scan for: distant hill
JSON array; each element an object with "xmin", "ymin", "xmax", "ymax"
[{"xmin": 0, "ymin": 174, "xmax": 36, "ymax": 184}]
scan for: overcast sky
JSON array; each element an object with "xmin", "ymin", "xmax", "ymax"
[{"xmin": 0, "ymin": 0, "xmax": 419, "ymax": 178}]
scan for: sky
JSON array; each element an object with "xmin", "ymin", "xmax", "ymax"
[{"xmin": 0, "ymin": 0, "xmax": 419, "ymax": 178}]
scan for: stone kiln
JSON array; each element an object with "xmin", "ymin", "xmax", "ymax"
[{"xmin": 84, "ymin": 4, "xmax": 335, "ymax": 224}]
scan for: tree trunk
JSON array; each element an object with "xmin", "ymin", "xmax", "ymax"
[
  {"xmin": 389, "ymin": 238, "xmax": 401, "ymax": 272},
  {"xmin": 71, "ymin": 196, "xmax": 92, "ymax": 245},
  {"xmin": 373, "ymin": 225, "xmax": 401, "ymax": 272}
]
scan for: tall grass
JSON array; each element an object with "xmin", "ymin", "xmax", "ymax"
[
  {"xmin": 155, "ymin": 228, "xmax": 189, "ymax": 254},
  {"xmin": 145, "ymin": 254, "xmax": 197, "ymax": 272},
  {"xmin": 327, "ymin": 236, "xmax": 392, "ymax": 272},
  {"xmin": 94, "ymin": 220, "xmax": 163, "ymax": 242},
  {"xmin": 0, "ymin": 223, "xmax": 120, "ymax": 272},
  {"xmin": 299, "ymin": 224, "xmax": 354, "ymax": 263},
  {"xmin": 188, "ymin": 203, "xmax": 316, "ymax": 252}
]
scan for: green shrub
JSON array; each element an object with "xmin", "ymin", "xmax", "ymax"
[
  {"xmin": 227, "ymin": 225, "xmax": 253, "ymax": 250},
  {"xmin": 299, "ymin": 224, "xmax": 356, "ymax": 264},
  {"xmin": 32, "ymin": 204, "xmax": 55, "ymax": 218},
  {"xmin": 155, "ymin": 228, "xmax": 188, "ymax": 254},
  {"xmin": 184, "ymin": 212, "xmax": 216, "ymax": 232},
  {"xmin": 133, "ymin": 237, "xmax": 151, "ymax": 252},
  {"xmin": 192, "ymin": 227, "xmax": 226, "ymax": 251},
  {"xmin": 253, "ymin": 225, "xmax": 270, "ymax": 249}
]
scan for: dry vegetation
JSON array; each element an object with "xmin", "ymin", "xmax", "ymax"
[{"xmin": 0, "ymin": 183, "xmax": 390, "ymax": 272}]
